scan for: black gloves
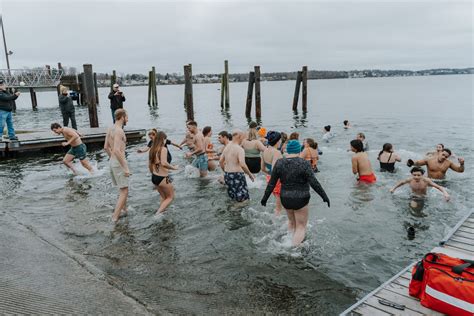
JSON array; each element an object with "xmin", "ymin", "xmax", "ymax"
[
  {"xmin": 260, "ymin": 199, "xmax": 267, "ymax": 207},
  {"xmin": 407, "ymin": 159, "xmax": 414, "ymax": 167}
]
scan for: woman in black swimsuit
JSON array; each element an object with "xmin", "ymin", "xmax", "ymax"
[
  {"xmin": 261, "ymin": 140, "xmax": 330, "ymax": 246},
  {"xmin": 149, "ymin": 131, "xmax": 178, "ymax": 216},
  {"xmin": 377, "ymin": 143, "xmax": 401, "ymax": 173}
]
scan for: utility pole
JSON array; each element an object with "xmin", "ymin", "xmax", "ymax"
[{"xmin": 0, "ymin": 15, "xmax": 12, "ymax": 76}]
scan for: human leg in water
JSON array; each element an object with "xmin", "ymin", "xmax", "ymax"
[
  {"xmin": 112, "ymin": 187, "xmax": 128, "ymax": 222},
  {"xmin": 293, "ymin": 205, "xmax": 309, "ymax": 246},
  {"xmin": 286, "ymin": 209, "xmax": 296, "ymax": 234},
  {"xmin": 156, "ymin": 179, "xmax": 175, "ymax": 214}
]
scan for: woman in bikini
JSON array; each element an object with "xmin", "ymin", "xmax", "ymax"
[
  {"xmin": 149, "ymin": 131, "xmax": 178, "ymax": 216},
  {"xmin": 300, "ymin": 138, "xmax": 319, "ymax": 172},
  {"xmin": 261, "ymin": 131, "xmax": 283, "ymax": 216},
  {"xmin": 202, "ymin": 126, "xmax": 218, "ymax": 171}
]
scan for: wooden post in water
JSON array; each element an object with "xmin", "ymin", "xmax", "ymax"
[
  {"xmin": 110, "ymin": 70, "xmax": 117, "ymax": 92},
  {"xmin": 152, "ymin": 66, "xmax": 158, "ymax": 107},
  {"xmin": 57, "ymin": 62, "xmax": 63, "ymax": 70},
  {"xmin": 254, "ymin": 66, "xmax": 261, "ymax": 118},
  {"xmin": 220, "ymin": 73, "xmax": 225, "ymax": 108},
  {"xmin": 245, "ymin": 71, "xmax": 255, "ymax": 118},
  {"xmin": 29, "ymin": 87, "xmax": 37, "ymax": 110},
  {"xmin": 224, "ymin": 60, "xmax": 230, "ymax": 108},
  {"xmin": 184, "ymin": 64, "xmax": 194, "ymax": 121},
  {"xmin": 302, "ymin": 66, "xmax": 308, "ymax": 112},
  {"xmin": 56, "ymin": 84, "xmax": 61, "ymax": 96},
  {"xmin": 83, "ymin": 64, "xmax": 99, "ymax": 127},
  {"xmin": 93, "ymin": 72, "xmax": 99, "ymax": 104},
  {"xmin": 147, "ymin": 70, "xmax": 152, "ymax": 106},
  {"xmin": 292, "ymin": 71, "xmax": 302, "ymax": 111}
]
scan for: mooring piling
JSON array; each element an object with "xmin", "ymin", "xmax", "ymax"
[
  {"xmin": 29, "ymin": 87, "xmax": 37, "ymax": 110},
  {"xmin": 93, "ymin": 72, "xmax": 99, "ymax": 104},
  {"xmin": 220, "ymin": 73, "xmax": 225, "ymax": 108},
  {"xmin": 224, "ymin": 60, "xmax": 230, "ymax": 108},
  {"xmin": 83, "ymin": 64, "xmax": 99, "ymax": 127},
  {"xmin": 184, "ymin": 64, "xmax": 194, "ymax": 121},
  {"xmin": 147, "ymin": 67, "xmax": 158, "ymax": 107},
  {"xmin": 292, "ymin": 66, "xmax": 308, "ymax": 112},
  {"xmin": 254, "ymin": 66, "xmax": 261, "ymax": 118},
  {"xmin": 245, "ymin": 71, "xmax": 255, "ymax": 117},
  {"xmin": 110, "ymin": 70, "xmax": 117, "ymax": 91},
  {"xmin": 292, "ymin": 71, "xmax": 302, "ymax": 111}
]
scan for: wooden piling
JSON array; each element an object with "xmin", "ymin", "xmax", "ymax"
[
  {"xmin": 220, "ymin": 73, "xmax": 225, "ymax": 108},
  {"xmin": 245, "ymin": 71, "xmax": 255, "ymax": 117},
  {"xmin": 83, "ymin": 64, "xmax": 99, "ymax": 127},
  {"xmin": 302, "ymin": 66, "xmax": 308, "ymax": 112},
  {"xmin": 29, "ymin": 88, "xmax": 37, "ymax": 110},
  {"xmin": 45, "ymin": 65, "xmax": 51, "ymax": 76},
  {"xmin": 57, "ymin": 62, "xmax": 63, "ymax": 70},
  {"xmin": 152, "ymin": 66, "xmax": 158, "ymax": 107},
  {"xmin": 184, "ymin": 64, "xmax": 194, "ymax": 121},
  {"xmin": 56, "ymin": 84, "xmax": 61, "ymax": 96},
  {"xmin": 292, "ymin": 71, "xmax": 302, "ymax": 111},
  {"xmin": 110, "ymin": 70, "xmax": 116, "ymax": 92},
  {"xmin": 147, "ymin": 70, "xmax": 152, "ymax": 106},
  {"xmin": 224, "ymin": 60, "xmax": 230, "ymax": 108},
  {"xmin": 93, "ymin": 72, "xmax": 99, "ymax": 104},
  {"xmin": 254, "ymin": 66, "xmax": 261, "ymax": 118}
]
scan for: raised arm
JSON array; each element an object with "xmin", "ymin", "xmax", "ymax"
[
  {"xmin": 305, "ymin": 162, "xmax": 330, "ymax": 206},
  {"xmin": 449, "ymin": 158, "xmax": 465, "ymax": 173},
  {"xmin": 390, "ymin": 178, "xmax": 410, "ymax": 193},
  {"xmin": 427, "ymin": 179, "xmax": 450, "ymax": 201},
  {"xmin": 413, "ymin": 159, "xmax": 428, "ymax": 167}
]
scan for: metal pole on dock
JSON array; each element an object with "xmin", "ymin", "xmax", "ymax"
[
  {"xmin": 83, "ymin": 64, "xmax": 99, "ymax": 127},
  {"xmin": 245, "ymin": 71, "xmax": 255, "ymax": 118},
  {"xmin": 302, "ymin": 66, "xmax": 308, "ymax": 112},
  {"xmin": 29, "ymin": 87, "xmax": 37, "ymax": 110},
  {"xmin": 254, "ymin": 66, "xmax": 261, "ymax": 118},
  {"xmin": 224, "ymin": 60, "xmax": 230, "ymax": 108},
  {"xmin": 292, "ymin": 71, "xmax": 302, "ymax": 111},
  {"xmin": 184, "ymin": 64, "xmax": 194, "ymax": 121}
]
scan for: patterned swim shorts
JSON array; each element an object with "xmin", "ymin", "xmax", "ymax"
[{"xmin": 224, "ymin": 172, "xmax": 250, "ymax": 202}]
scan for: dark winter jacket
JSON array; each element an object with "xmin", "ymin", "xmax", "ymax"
[
  {"xmin": 0, "ymin": 89, "xmax": 18, "ymax": 112},
  {"xmin": 108, "ymin": 91, "xmax": 126, "ymax": 110},
  {"xmin": 58, "ymin": 94, "xmax": 75, "ymax": 112}
]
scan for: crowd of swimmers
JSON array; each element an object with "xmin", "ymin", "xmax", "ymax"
[{"xmin": 49, "ymin": 111, "xmax": 466, "ymax": 247}]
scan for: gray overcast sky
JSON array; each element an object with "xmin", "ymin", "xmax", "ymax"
[{"xmin": 0, "ymin": 0, "xmax": 472, "ymax": 74}]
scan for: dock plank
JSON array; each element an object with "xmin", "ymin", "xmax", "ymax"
[
  {"xmin": 365, "ymin": 296, "xmax": 422, "ymax": 316},
  {"xmin": 449, "ymin": 235, "xmax": 474, "ymax": 245},
  {"xmin": 354, "ymin": 303, "xmax": 394, "ymax": 316},
  {"xmin": 375, "ymin": 289, "xmax": 440, "ymax": 315},
  {"xmin": 458, "ymin": 226, "xmax": 474, "ymax": 234},
  {"xmin": 454, "ymin": 231, "xmax": 474, "ymax": 240},
  {"xmin": 444, "ymin": 240, "xmax": 474, "ymax": 253}
]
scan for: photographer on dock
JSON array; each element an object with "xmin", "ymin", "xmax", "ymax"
[
  {"xmin": 58, "ymin": 86, "xmax": 77, "ymax": 130},
  {"xmin": 0, "ymin": 79, "xmax": 20, "ymax": 141},
  {"xmin": 109, "ymin": 83, "xmax": 126, "ymax": 123}
]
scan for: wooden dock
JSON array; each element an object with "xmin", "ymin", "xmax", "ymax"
[
  {"xmin": 1, "ymin": 127, "xmax": 146, "ymax": 157},
  {"xmin": 341, "ymin": 210, "xmax": 474, "ymax": 316}
]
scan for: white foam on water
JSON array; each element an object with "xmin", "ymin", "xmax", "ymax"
[
  {"xmin": 184, "ymin": 165, "xmax": 200, "ymax": 178},
  {"xmin": 74, "ymin": 164, "xmax": 105, "ymax": 180},
  {"xmin": 246, "ymin": 175, "xmax": 266, "ymax": 189}
]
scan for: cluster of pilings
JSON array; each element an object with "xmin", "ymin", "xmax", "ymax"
[
  {"xmin": 292, "ymin": 66, "xmax": 308, "ymax": 112},
  {"xmin": 245, "ymin": 66, "xmax": 262, "ymax": 118}
]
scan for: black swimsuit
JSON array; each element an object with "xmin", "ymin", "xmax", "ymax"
[
  {"xmin": 262, "ymin": 157, "xmax": 329, "ymax": 210},
  {"xmin": 379, "ymin": 152, "xmax": 395, "ymax": 172},
  {"xmin": 152, "ymin": 174, "xmax": 170, "ymax": 186}
]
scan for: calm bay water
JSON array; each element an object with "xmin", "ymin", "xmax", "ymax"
[{"xmin": 1, "ymin": 75, "xmax": 473, "ymax": 314}]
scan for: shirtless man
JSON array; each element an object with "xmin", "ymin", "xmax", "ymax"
[
  {"xmin": 407, "ymin": 148, "xmax": 464, "ymax": 179},
  {"xmin": 184, "ymin": 120, "xmax": 208, "ymax": 177},
  {"xmin": 104, "ymin": 109, "xmax": 130, "ymax": 223},
  {"xmin": 179, "ymin": 121, "xmax": 195, "ymax": 152},
  {"xmin": 219, "ymin": 129, "xmax": 255, "ymax": 202},
  {"xmin": 217, "ymin": 131, "xmax": 232, "ymax": 184},
  {"xmin": 390, "ymin": 166, "xmax": 450, "ymax": 201},
  {"xmin": 51, "ymin": 123, "xmax": 93, "ymax": 175},
  {"xmin": 350, "ymin": 139, "xmax": 376, "ymax": 183}
]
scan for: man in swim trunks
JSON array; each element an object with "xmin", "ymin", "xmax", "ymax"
[
  {"xmin": 51, "ymin": 123, "xmax": 94, "ymax": 175},
  {"xmin": 184, "ymin": 120, "xmax": 208, "ymax": 177},
  {"xmin": 217, "ymin": 131, "xmax": 232, "ymax": 184},
  {"xmin": 390, "ymin": 166, "xmax": 450, "ymax": 201},
  {"xmin": 350, "ymin": 139, "xmax": 376, "ymax": 183},
  {"xmin": 407, "ymin": 148, "xmax": 464, "ymax": 180},
  {"xmin": 219, "ymin": 129, "xmax": 255, "ymax": 202},
  {"xmin": 104, "ymin": 109, "xmax": 130, "ymax": 223}
]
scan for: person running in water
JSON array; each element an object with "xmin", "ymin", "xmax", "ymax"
[
  {"xmin": 149, "ymin": 131, "xmax": 178, "ymax": 216},
  {"xmin": 407, "ymin": 148, "xmax": 464, "ymax": 180},
  {"xmin": 350, "ymin": 139, "xmax": 376, "ymax": 183},
  {"xmin": 217, "ymin": 130, "xmax": 232, "ymax": 184},
  {"xmin": 203, "ymin": 126, "xmax": 218, "ymax": 171},
  {"xmin": 261, "ymin": 140, "xmax": 330, "ymax": 246},
  {"xmin": 300, "ymin": 138, "xmax": 319, "ymax": 172},
  {"xmin": 377, "ymin": 143, "xmax": 401, "ymax": 173},
  {"xmin": 185, "ymin": 121, "xmax": 208, "ymax": 177},
  {"xmin": 220, "ymin": 129, "xmax": 255, "ymax": 202},
  {"xmin": 242, "ymin": 122, "xmax": 266, "ymax": 174},
  {"xmin": 390, "ymin": 166, "xmax": 450, "ymax": 200},
  {"xmin": 138, "ymin": 128, "xmax": 182, "ymax": 162},
  {"xmin": 104, "ymin": 109, "xmax": 130, "ymax": 223},
  {"xmin": 51, "ymin": 123, "xmax": 94, "ymax": 175},
  {"xmin": 261, "ymin": 131, "xmax": 283, "ymax": 215}
]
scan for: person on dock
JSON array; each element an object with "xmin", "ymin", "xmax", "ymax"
[
  {"xmin": 220, "ymin": 129, "xmax": 255, "ymax": 202},
  {"xmin": 108, "ymin": 84, "xmax": 126, "ymax": 123},
  {"xmin": 390, "ymin": 167, "xmax": 450, "ymax": 210},
  {"xmin": 50, "ymin": 123, "xmax": 94, "ymax": 175},
  {"xmin": 350, "ymin": 139, "xmax": 376, "ymax": 184},
  {"xmin": 377, "ymin": 143, "xmax": 401, "ymax": 173},
  {"xmin": 407, "ymin": 148, "xmax": 464, "ymax": 180},
  {"xmin": 261, "ymin": 131, "xmax": 283, "ymax": 215},
  {"xmin": 58, "ymin": 86, "xmax": 77, "ymax": 130},
  {"xmin": 242, "ymin": 122, "xmax": 266, "ymax": 174},
  {"xmin": 0, "ymin": 79, "xmax": 20, "ymax": 141},
  {"xmin": 261, "ymin": 140, "xmax": 330, "ymax": 246},
  {"xmin": 184, "ymin": 120, "xmax": 208, "ymax": 177},
  {"xmin": 149, "ymin": 131, "xmax": 178, "ymax": 217},
  {"xmin": 104, "ymin": 109, "xmax": 130, "ymax": 223}
]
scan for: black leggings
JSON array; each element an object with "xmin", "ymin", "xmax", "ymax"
[
  {"xmin": 281, "ymin": 196, "xmax": 310, "ymax": 210},
  {"xmin": 245, "ymin": 157, "xmax": 261, "ymax": 173}
]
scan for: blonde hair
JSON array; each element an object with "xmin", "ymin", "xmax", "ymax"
[
  {"xmin": 60, "ymin": 85, "xmax": 68, "ymax": 94},
  {"xmin": 247, "ymin": 128, "xmax": 257, "ymax": 141},
  {"xmin": 115, "ymin": 109, "xmax": 127, "ymax": 121}
]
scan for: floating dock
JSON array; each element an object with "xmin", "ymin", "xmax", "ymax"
[
  {"xmin": 341, "ymin": 210, "xmax": 474, "ymax": 316},
  {"xmin": 1, "ymin": 127, "xmax": 146, "ymax": 157}
]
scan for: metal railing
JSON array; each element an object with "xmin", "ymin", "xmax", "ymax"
[{"xmin": 0, "ymin": 68, "xmax": 63, "ymax": 88}]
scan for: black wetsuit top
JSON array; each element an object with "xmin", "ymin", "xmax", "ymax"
[
  {"xmin": 262, "ymin": 157, "xmax": 329, "ymax": 205},
  {"xmin": 148, "ymin": 139, "xmax": 172, "ymax": 163},
  {"xmin": 379, "ymin": 152, "xmax": 395, "ymax": 172}
]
